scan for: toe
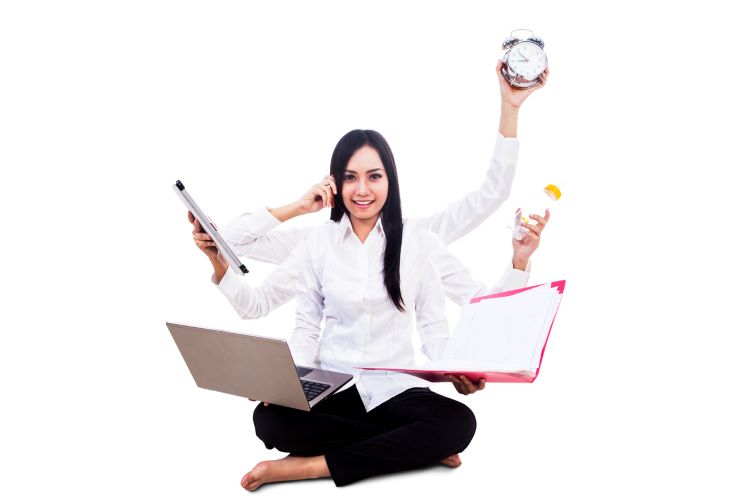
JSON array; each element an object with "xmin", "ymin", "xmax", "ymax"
[{"xmin": 240, "ymin": 469, "xmax": 257, "ymax": 489}]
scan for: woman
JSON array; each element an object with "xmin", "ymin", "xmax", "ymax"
[
  {"xmin": 216, "ymin": 61, "xmax": 548, "ymax": 313},
  {"xmin": 190, "ymin": 127, "xmax": 550, "ymax": 490}
]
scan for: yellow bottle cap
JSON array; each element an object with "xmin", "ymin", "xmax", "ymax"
[{"xmin": 544, "ymin": 184, "xmax": 562, "ymax": 200}]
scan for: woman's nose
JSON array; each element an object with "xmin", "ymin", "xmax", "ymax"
[{"xmin": 356, "ymin": 180, "xmax": 369, "ymax": 195}]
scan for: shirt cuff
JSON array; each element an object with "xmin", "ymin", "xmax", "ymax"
[
  {"xmin": 213, "ymin": 267, "xmax": 245, "ymax": 299},
  {"xmin": 492, "ymin": 132, "xmax": 520, "ymax": 166},
  {"xmin": 255, "ymin": 206, "xmax": 283, "ymax": 231},
  {"xmin": 501, "ymin": 259, "xmax": 532, "ymax": 291}
]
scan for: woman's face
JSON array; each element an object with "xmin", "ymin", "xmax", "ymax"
[{"xmin": 341, "ymin": 145, "xmax": 389, "ymax": 226}]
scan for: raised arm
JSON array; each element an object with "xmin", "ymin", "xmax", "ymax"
[
  {"xmin": 221, "ymin": 175, "xmax": 338, "ymax": 264},
  {"xmin": 409, "ymin": 61, "xmax": 549, "ymax": 245}
]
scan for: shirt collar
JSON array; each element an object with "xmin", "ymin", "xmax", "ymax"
[{"xmin": 338, "ymin": 213, "xmax": 385, "ymax": 243}]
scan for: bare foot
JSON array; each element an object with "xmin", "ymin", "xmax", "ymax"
[
  {"xmin": 240, "ymin": 455, "xmax": 330, "ymax": 491},
  {"xmin": 440, "ymin": 453, "xmax": 462, "ymax": 468}
]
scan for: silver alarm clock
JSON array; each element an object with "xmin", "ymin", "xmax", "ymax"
[{"xmin": 501, "ymin": 29, "xmax": 548, "ymax": 88}]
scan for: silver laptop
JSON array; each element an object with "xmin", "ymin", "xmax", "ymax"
[{"xmin": 166, "ymin": 322, "xmax": 352, "ymax": 411}]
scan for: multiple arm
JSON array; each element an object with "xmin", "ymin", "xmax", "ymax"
[
  {"xmin": 191, "ymin": 60, "xmax": 550, "ymax": 324},
  {"xmin": 220, "ymin": 62, "xmax": 548, "ymax": 264},
  {"xmin": 221, "ymin": 209, "xmax": 312, "ymax": 265}
]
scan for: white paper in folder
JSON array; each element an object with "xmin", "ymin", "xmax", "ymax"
[
  {"xmin": 359, "ymin": 281, "xmax": 565, "ymax": 383},
  {"xmin": 441, "ymin": 284, "xmax": 562, "ymax": 370}
]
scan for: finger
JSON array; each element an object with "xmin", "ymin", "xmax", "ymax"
[
  {"xmin": 447, "ymin": 375, "xmax": 465, "ymax": 394},
  {"xmin": 479, "ymin": 378, "xmax": 486, "ymax": 390},
  {"xmin": 263, "ymin": 402, "xmax": 269, "ymax": 406},
  {"xmin": 328, "ymin": 175, "xmax": 337, "ymax": 195},
  {"xmin": 528, "ymin": 211, "xmax": 549, "ymax": 222},
  {"xmin": 188, "ymin": 211, "xmax": 195, "ymax": 223},
  {"xmin": 320, "ymin": 176, "xmax": 335, "ymax": 198},
  {"xmin": 455, "ymin": 375, "xmax": 470, "ymax": 394},
  {"xmin": 194, "ymin": 232, "xmax": 215, "ymax": 242},
  {"xmin": 522, "ymin": 222, "xmax": 541, "ymax": 237},
  {"xmin": 460, "ymin": 375, "xmax": 477, "ymax": 393},
  {"xmin": 195, "ymin": 239, "xmax": 216, "ymax": 249},
  {"xmin": 528, "ymin": 213, "xmax": 545, "ymax": 223},
  {"xmin": 538, "ymin": 68, "xmax": 549, "ymax": 85},
  {"xmin": 312, "ymin": 187, "xmax": 326, "ymax": 203},
  {"xmin": 324, "ymin": 184, "xmax": 335, "ymax": 208},
  {"xmin": 319, "ymin": 186, "xmax": 330, "ymax": 207},
  {"xmin": 528, "ymin": 214, "xmax": 547, "ymax": 230},
  {"xmin": 323, "ymin": 181, "xmax": 336, "ymax": 206}
]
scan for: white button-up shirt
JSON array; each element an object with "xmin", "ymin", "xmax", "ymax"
[
  {"xmin": 224, "ymin": 135, "xmax": 519, "ymax": 265},
  {"xmin": 217, "ymin": 212, "xmax": 530, "ymax": 411},
  {"xmin": 217, "ymin": 133, "xmax": 526, "ymax": 311},
  {"xmin": 213, "ymin": 133, "xmax": 533, "ymax": 410}
]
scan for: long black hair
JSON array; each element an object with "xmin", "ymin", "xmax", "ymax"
[{"xmin": 329, "ymin": 129, "xmax": 405, "ymax": 312}]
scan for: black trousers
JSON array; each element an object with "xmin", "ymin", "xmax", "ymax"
[{"xmin": 253, "ymin": 385, "xmax": 477, "ymax": 486}]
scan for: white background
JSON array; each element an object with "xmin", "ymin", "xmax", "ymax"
[{"xmin": 1, "ymin": 1, "xmax": 748, "ymax": 498}]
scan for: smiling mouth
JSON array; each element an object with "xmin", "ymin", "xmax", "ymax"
[{"xmin": 353, "ymin": 200, "xmax": 374, "ymax": 206}]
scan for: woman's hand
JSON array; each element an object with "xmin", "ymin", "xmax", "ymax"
[
  {"xmin": 299, "ymin": 175, "xmax": 337, "ymax": 213},
  {"xmin": 446, "ymin": 374, "xmax": 486, "ymax": 395},
  {"xmin": 189, "ymin": 211, "xmax": 217, "ymax": 258},
  {"xmin": 511, "ymin": 208, "xmax": 550, "ymax": 270},
  {"xmin": 188, "ymin": 211, "xmax": 228, "ymax": 281},
  {"xmin": 270, "ymin": 175, "xmax": 338, "ymax": 222},
  {"xmin": 497, "ymin": 59, "xmax": 549, "ymax": 109}
]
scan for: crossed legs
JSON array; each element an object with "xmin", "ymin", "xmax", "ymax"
[{"xmin": 242, "ymin": 386, "xmax": 476, "ymax": 490}]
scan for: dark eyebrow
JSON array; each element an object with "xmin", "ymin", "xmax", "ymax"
[{"xmin": 344, "ymin": 168, "xmax": 385, "ymax": 174}]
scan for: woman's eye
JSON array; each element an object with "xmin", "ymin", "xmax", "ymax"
[
  {"xmin": 370, "ymin": 173, "xmax": 382, "ymax": 180},
  {"xmin": 344, "ymin": 174, "xmax": 356, "ymax": 181}
]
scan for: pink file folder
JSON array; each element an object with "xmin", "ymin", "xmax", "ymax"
[{"xmin": 358, "ymin": 280, "xmax": 565, "ymax": 384}]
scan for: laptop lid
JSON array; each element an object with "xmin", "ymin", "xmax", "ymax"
[{"xmin": 166, "ymin": 322, "xmax": 351, "ymax": 411}]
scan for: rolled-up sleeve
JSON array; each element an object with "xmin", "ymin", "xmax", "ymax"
[{"xmin": 222, "ymin": 207, "xmax": 313, "ymax": 264}]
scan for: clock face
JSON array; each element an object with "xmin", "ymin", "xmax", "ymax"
[{"xmin": 507, "ymin": 41, "xmax": 547, "ymax": 80}]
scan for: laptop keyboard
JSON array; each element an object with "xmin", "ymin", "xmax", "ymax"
[{"xmin": 301, "ymin": 380, "xmax": 331, "ymax": 401}]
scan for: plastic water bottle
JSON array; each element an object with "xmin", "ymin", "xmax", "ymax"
[{"xmin": 512, "ymin": 183, "xmax": 562, "ymax": 240}]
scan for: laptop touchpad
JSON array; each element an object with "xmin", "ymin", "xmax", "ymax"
[{"xmin": 296, "ymin": 366, "xmax": 313, "ymax": 377}]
